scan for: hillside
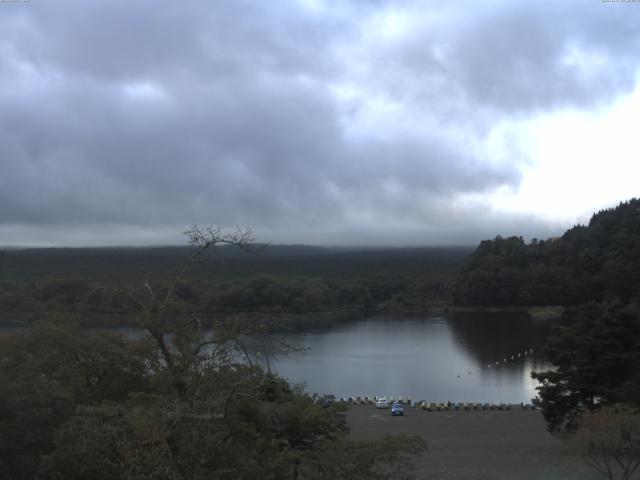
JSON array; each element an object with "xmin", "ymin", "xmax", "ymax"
[
  {"xmin": 453, "ymin": 198, "xmax": 640, "ymax": 307},
  {"xmin": 0, "ymin": 245, "xmax": 472, "ymax": 325}
]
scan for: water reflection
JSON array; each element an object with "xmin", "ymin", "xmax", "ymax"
[
  {"xmin": 271, "ymin": 316, "xmax": 552, "ymax": 403},
  {"xmin": 31, "ymin": 314, "xmax": 553, "ymax": 404},
  {"xmin": 448, "ymin": 311, "xmax": 550, "ymax": 366}
]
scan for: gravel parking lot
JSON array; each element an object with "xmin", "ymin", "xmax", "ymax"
[{"xmin": 346, "ymin": 405, "xmax": 612, "ymax": 480}]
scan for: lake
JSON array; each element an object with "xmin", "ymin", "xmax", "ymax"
[
  {"xmin": 269, "ymin": 314, "xmax": 552, "ymax": 404},
  {"xmin": 3, "ymin": 313, "xmax": 552, "ymax": 404}
]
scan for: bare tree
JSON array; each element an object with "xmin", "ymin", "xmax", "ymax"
[
  {"xmin": 215, "ymin": 313, "xmax": 298, "ymax": 374},
  {"xmin": 104, "ymin": 225, "xmax": 255, "ymax": 395},
  {"xmin": 572, "ymin": 408, "xmax": 640, "ymax": 480}
]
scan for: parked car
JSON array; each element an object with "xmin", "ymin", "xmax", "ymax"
[
  {"xmin": 391, "ymin": 402, "xmax": 404, "ymax": 416},
  {"xmin": 375, "ymin": 397, "xmax": 389, "ymax": 409},
  {"xmin": 321, "ymin": 394, "xmax": 336, "ymax": 408}
]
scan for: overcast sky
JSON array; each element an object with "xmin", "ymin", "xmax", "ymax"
[{"xmin": 1, "ymin": 0, "xmax": 639, "ymax": 247}]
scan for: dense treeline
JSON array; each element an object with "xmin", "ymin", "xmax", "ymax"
[
  {"xmin": 453, "ymin": 198, "xmax": 640, "ymax": 306},
  {"xmin": 453, "ymin": 199, "xmax": 640, "ymax": 435},
  {"xmin": 533, "ymin": 299, "xmax": 640, "ymax": 433},
  {"xmin": 0, "ymin": 231, "xmax": 427, "ymax": 479},
  {"xmin": 0, "ymin": 245, "xmax": 470, "ymax": 282},
  {"xmin": 0, "ymin": 247, "xmax": 470, "ymax": 325},
  {"xmin": 0, "ymin": 276, "xmax": 375, "ymax": 322},
  {"xmin": 0, "ymin": 323, "xmax": 426, "ymax": 479}
]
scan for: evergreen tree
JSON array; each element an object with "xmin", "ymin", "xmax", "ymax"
[{"xmin": 532, "ymin": 300, "xmax": 640, "ymax": 434}]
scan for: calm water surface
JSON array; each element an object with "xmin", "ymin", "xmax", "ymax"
[
  {"xmin": 3, "ymin": 314, "xmax": 551, "ymax": 404},
  {"xmin": 270, "ymin": 315, "xmax": 551, "ymax": 404}
]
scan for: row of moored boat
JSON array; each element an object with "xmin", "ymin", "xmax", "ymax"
[{"xmin": 332, "ymin": 396, "xmax": 536, "ymax": 410}]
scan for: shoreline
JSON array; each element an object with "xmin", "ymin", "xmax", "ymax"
[
  {"xmin": 381, "ymin": 304, "xmax": 565, "ymax": 322},
  {"xmin": 0, "ymin": 304, "xmax": 564, "ymax": 331}
]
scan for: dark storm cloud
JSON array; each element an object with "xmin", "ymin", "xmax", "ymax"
[{"xmin": 0, "ymin": 0, "xmax": 638, "ymax": 246}]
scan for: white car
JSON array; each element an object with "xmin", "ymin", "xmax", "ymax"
[{"xmin": 375, "ymin": 397, "xmax": 389, "ymax": 409}]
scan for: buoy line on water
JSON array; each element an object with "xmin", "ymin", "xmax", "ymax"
[{"xmin": 487, "ymin": 347, "xmax": 535, "ymax": 368}]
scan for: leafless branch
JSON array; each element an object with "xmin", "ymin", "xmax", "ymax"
[
  {"xmin": 158, "ymin": 225, "xmax": 255, "ymax": 320},
  {"xmin": 194, "ymin": 339, "xmax": 217, "ymax": 357},
  {"xmin": 143, "ymin": 272, "xmax": 155, "ymax": 299},
  {"xmin": 234, "ymin": 338, "xmax": 254, "ymax": 368},
  {"xmin": 223, "ymin": 381, "xmax": 244, "ymax": 419}
]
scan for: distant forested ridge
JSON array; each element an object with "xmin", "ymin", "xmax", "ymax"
[
  {"xmin": 0, "ymin": 246, "xmax": 471, "ymax": 326},
  {"xmin": 453, "ymin": 198, "xmax": 640, "ymax": 307},
  {"xmin": 0, "ymin": 233, "xmax": 430, "ymax": 479}
]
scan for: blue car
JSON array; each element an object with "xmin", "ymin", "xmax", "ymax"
[
  {"xmin": 321, "ymin": 395, "xmax": 336, "ymax": 408},
  {"xmin": 391, "ymin": 402, "xmax": 404, "ymax": 416}
]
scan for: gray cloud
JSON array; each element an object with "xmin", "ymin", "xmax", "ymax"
[{"xmin": 0, "ymin": 0, "xmax": 638, "ymax": 246}]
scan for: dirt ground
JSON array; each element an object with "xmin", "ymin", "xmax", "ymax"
[{"xmin": 346, "ymin": 405, "xmax": 621, "ymax": 480}]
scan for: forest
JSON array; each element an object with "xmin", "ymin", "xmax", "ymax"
[
  {"xmin": 451, "ymin": 199, "xmax": 640, "ymax": 435},
  {"xmin": 0, "ymin": 245, "xmax": 469, "ymax": 328},
  {"xmin": 0, "ymin": 229, "xmax": 429, "ymax": 480},
  {"xmin": 2, "ymin": 201, "xmax": 640, "ymax": 478},
  {"xmin": 453, "ymin": 198, "xmax": 640, "ymax": 307}
]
